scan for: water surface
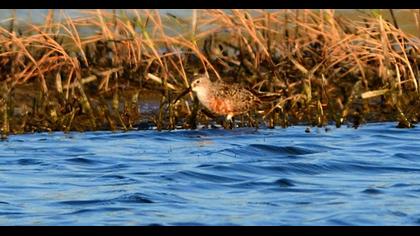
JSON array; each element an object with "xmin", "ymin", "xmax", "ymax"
[{"xmin": 1, "ymin": 122, "xmax": 420, "ymax": 225}]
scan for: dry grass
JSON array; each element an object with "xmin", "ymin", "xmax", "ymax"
[{"xmin": 0, "ymin": 9, "xmax": 419, "ymax": 137}]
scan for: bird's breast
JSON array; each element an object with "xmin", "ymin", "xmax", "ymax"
[{"xmin": 208, "ymin": 98, "xmax": 232, "ymax": 115}]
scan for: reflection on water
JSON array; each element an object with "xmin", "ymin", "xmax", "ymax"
[{"xmin": 0, "ymin": 122, "xmax": 420, "ymax": 225}]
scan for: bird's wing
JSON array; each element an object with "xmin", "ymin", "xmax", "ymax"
[{"xmin": 212, "ymin": 82, "xmax": 260, "ymax": 113}]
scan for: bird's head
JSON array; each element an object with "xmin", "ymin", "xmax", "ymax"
[{"xmin": 191, "ymin": 75, "xmax": 211, "ymax": 94}]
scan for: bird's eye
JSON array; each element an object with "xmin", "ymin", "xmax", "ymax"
[{"xmin": 196, "ymin": 80, "xmax": 200, "ymax": 84}]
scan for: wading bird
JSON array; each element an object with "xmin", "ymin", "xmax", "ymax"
[{"xmin": 190, "ymin": 75, "xmax": 262, "ymax": 125}]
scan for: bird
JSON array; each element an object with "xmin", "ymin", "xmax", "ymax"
[{"xmin": 190, "ymin": 75, "xmax": 261, "ymax": 123}]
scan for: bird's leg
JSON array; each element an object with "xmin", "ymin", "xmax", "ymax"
[
  {"xmin": 226, "ymin": 114, "xmax": 233, "ymax": 122},
  {"xmin": 253, "ymin": 110, "xmax": 259, "ymax": 131},
  {"xmin": 224, "ymin": 113, "xmax": 234, "ymax": 129}
]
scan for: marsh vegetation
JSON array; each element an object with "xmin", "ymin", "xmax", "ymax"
[{"xmin": 0, "ymin": 9, "xmax": 419, "ymax": 138}]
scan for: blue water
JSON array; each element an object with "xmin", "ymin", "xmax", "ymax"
[{"xmin": 1, "ymin": 122, "xmax": 420, "ymax": 225}]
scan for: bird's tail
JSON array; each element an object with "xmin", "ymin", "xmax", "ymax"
[{"xmin": 254, "ymin": 92, "xmax": 283, "ymax": 102}]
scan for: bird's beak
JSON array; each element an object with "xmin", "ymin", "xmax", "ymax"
[{"xmin": 173, "ymin": 86, "xmax": 193, "ymax": 104}]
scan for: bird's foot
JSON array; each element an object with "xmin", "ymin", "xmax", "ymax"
[{"xmin": 223, "ymin": 115, "xmax": 235, "ymax": 129}]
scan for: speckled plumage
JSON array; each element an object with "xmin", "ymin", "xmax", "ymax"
[{"xmin": 191, "ymin": 75, "xmax": 261, "ymax": 120}]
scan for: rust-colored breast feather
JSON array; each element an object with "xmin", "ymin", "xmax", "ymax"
[
  {"xmin": 208, "ymin": 82, "xmax": 260, "ymax": 115},
  {"xmin": 209, "ymin": 98, "xmax": 232, "ymax": 115}
]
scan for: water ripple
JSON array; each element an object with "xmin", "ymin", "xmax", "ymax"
[
  {"xmin": 248, "ymin": 144, "xmax": 318, "ymax": 155},
  {"xmin": 0, "ymin": 122, "xmax": 419, "ymax": 225}
]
